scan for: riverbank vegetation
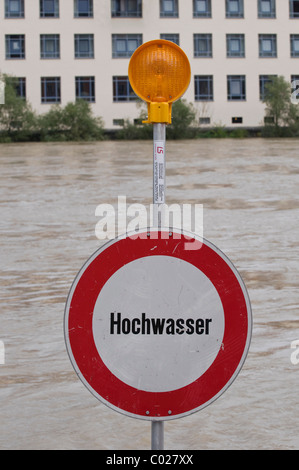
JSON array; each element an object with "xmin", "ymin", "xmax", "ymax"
[
  {"xmin": 0, "ymin": 74, "xmax": 298, "ymax": 142},
  {"xmin": 0, "ymin": 74, "xmax": 104, "ymax": 142},
  {"xmin": 262, "ymin": 76, "xmax": 299, "ymax": 137}
]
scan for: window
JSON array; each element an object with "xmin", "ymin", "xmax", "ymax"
[
  {"xmin": 160, "ymin": 34, "xmax": 180, "ymax": 46},
  {"xmin": 264, "ymin": 116, "xmax": 274, "ymax": 124},
  {"xmin": 5, "ymin": 0, "xmax": 24, "ymax": 18},
  {"xmin": 113, "ymin": 119, "xmax": 125, "ymax": 126},
  {"xmin": 232, "ymin": 117, "xmax": 243, "ymax": 124},
  {"xmin": 41, "ymin": 77, "xmax": 61, "ymax": 103},
  {"xmin": 193, "ymin": 0, "xmax": 211, "ymax": 17},
  {"xmin": 227, "ymin": 75, "xmax": 246, "ymax": 100},
  {"xmin": 226, "ymin": 34, "xmax": 245, "ymax": 57},
  {"xmin": 111, "ymin": 0, "xmax": 142, "ymax": 17},
  {"xmin": 113, "ymin": 76, "xmax": 136, "ymax": 102},
  {"xmin": 112, "ymin": 34, "xmax": 142, "ymax": 58},
  {"xmin": 75, "ymin": 76, "xmax": 95, "ymax": 102},
  {"xmin": 199, "ymin": 117, "xmax": 211, "ymax": 124},
  {"xmin": 259, "ymin": 75, "xmax": 277, "ymax": 100},
  {"xmin": 226, "ymin": 0, "xmax": 244, "ymax": 18},
  {"xmin": 259, "ymin": 34, "xmax": 277, "ymax": 57},
  {"xmin": 291, "ymin": 74, "xmax": 299, "ymax": 87},
  {"xmin": 291, "ymin": 75, "xmax": 299, "ymax": 103},
  {"xmin": 160, "ymin": 0, "xmax": 178, "ymax": 18},
  {"xmin": 194, "ymin": 34, "xmax": 212, "ymax": 57},
  {"xmin": 15, "ymin": 77, "xmax": 26, "ymax": 98},
  {"xmin": 290, "ymin": 34, "xmax": 299, "ymax": 57},
  {"xmin": 75, "ymin": 34, "xmax": 94, "ymax": 58},
  {"xmin": 40, "ymin": 34, "xmax": 60, "ymax": 59},
  {"xmin": 74, "ymin": 0, "xmax": 93, "ymax": 17},
  {"xmin": 40, "ymin": 0, "xmax": 59, "ymax": 17},
  {"xmin": 258, "ymin": 0, "xmax": 276, "ymax": 18},
  {"xmin": 195, "ymin": 75, "xmax": 213, "ymax": 100},
  {"xmin": 5, "ymin": 35, "xmax": 25, "ymax": 59},
  {"xmin": 290, "ymin": 0, "xmax": 299, "ymax": 17},
  {"xmin": 6, "ymin": 76, "xmax": 26, "ymax": 98}
]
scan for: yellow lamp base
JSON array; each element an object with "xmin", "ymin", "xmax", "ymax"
[{"xmin": 142, "ymin": 102, "xmax": 172, "ymax": 125}]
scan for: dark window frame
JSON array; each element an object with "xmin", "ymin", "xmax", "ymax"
[
  {"xmin": 111, "ymin": 0, "xmax": 142, "ymax": 17},
  {"xmin": 74, "ymin": 34, "xmax": 94, "ymax": 58},
  {"xmin": 40, "ymin": 34, "xmax": 60, "ymax": 59},
  {"xmin": 227, "ymin": 75, "xmax": 246, "ymax": 101},
  {"xmin": 74, "ymin": 0, "xmax": 93, "ymax": 18},
  {"xmin": 194, "ymin": 34, "xmax": 213, "ymax": 58},
  {"xmin": 160, "ymin": 0, "xmax": 179, "ymax": 18},
  {"xmin": 226, "ymin": 0, "xmax": 244, "ymax": 18},
  {"xmin": 112, "ymin": 34, "xmax": 142, "ymax": 58},
  {"xmin": 5, "ymin": 0, "xmax": 24, "ymax": 18},
  {"xmin": 113, "ymin": 76, "xmax": 137, "ymax": 102},
  {"xmin": 40, "ymin": 0, "xmax": 59, "ymax": 18},
  {"xmin": 5, "ymin": 34, "xmax": 25, "ymax": 59},
  {"xmin": 193, "ymin": 0, "xmax": 212, "ymax": 18},
  {"xmin": 195, "ymin": 75, "xmax": 214, "ymax": 101},
  {"xmin": 75, "ymin": 76, "xmax": 95, "ymax": 102},
  {"xmin": 41, "ymin": 76, "xmax": 61, "ymax": 103}
]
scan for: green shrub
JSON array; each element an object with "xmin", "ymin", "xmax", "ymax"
[
  {"xmin": 0, "ymin": 74, "xmax": 37, "ymax": 141},
  {"xmin": 166, "ymin": 99, "xmax": 197, "ymax": 139},
  {"xmin": 116, "ymin": 119, "xmax": 152, "ymax": 140},
  {"xmin": 262, "ymin": 76, "xmax": 299, "ymax": 137},
  {"xmin": 229, "ymin": 128, "xmax": 249, "ymax": 138},
  {"xmin": 38, "ymin": 100, "xmax": 104, "ymax": 141},
  {"xmin": 0, "ymin": 73, "xmax": 104, "ymax": 142},
  {"xmin": 116, "ymin": 99, "xmax": 197, "ymax": 140}
]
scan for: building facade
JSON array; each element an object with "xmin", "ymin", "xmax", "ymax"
[{"xmin": 0, "ymin": 0, "xmax": 298, "ymax": 129}]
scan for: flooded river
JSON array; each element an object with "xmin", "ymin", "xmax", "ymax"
[{"xmin": 0, "ymin": 139, "xmax": 298, "ymax": 450}]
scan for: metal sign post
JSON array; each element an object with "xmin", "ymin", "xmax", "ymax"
[
  {"xmin": 153, "ymin": 123, "xmax": 166, "ymax": 229},
  {"xmin": 152, "ymin": 122, "xmax": 166, "ymax": 450},
  {"xmin": 128, "ymin": 40, "xmax": 192, "ymax": 450},
  {"xmin": 152, "ymin": 420, "xmax": 164, "ymax": 450}
]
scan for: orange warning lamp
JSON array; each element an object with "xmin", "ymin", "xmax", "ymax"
[{"xmin": 128, "ymin": 40, "xmax": 191, "ymax": 124}]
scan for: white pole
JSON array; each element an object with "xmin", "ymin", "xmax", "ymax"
[
  {"xmin": 153, "ymin": 123, "xmax": 166, "ymax": 228},
  {"xmin": 151, "ymin": 421, "xmax": 164, "ymax": 450},
  {"xmin": 151, "ymin": 122, "xmax": 166, "ymax": 450}
]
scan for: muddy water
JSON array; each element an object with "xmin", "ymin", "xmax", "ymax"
[{"xmin": 0, "ymin": 139, "xmax": 298, "ymax": 450}]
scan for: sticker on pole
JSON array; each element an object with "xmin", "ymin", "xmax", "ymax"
[
  {"xmin": 154, "ymin": 141, "xmax": 165, "ymax": 204},
  {"xmin": 64, "ymin": 229, "xmax": 252, "ymax": 421}
]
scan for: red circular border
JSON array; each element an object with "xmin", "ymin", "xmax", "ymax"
[{"xmin": 66, "ymin": 231, "xmax": 250, "ymax": 419}]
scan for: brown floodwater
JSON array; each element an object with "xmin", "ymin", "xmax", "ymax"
[{"xmin": 0, "ymin": 139, "xmax": 298, "ymax": 449}]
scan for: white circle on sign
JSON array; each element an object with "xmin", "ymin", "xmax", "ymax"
[{"xmin": 92, "ymin": 255, "xmax": 224, "ymax": 393}]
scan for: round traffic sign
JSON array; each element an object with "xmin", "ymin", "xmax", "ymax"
[{"xmin": 64, "ymin": 229, "xmax": 252, "ymax": 421}]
